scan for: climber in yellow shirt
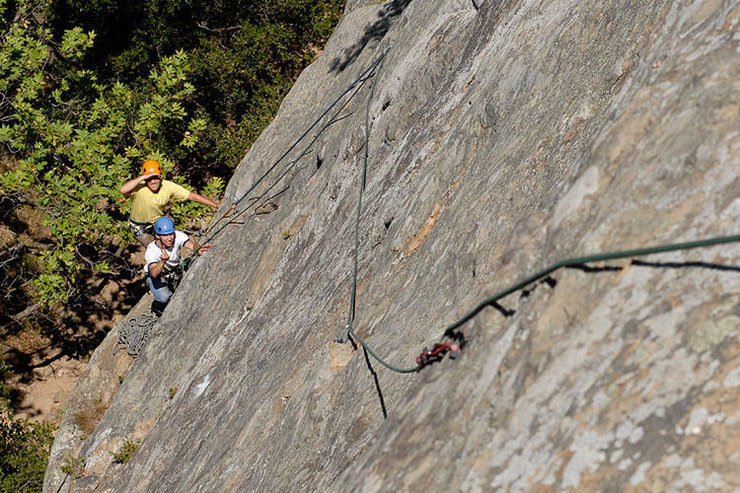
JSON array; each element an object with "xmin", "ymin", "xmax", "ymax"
[{"xmin": 120, "ymin": 159, "xmax": 221, "ymax": 246}]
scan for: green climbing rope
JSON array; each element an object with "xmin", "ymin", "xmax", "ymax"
[
  {"xmin": 350, "ymin": 234, "xmax": 739, "ymax": 374},
  {"xmin": 338, "ymin": 54, "xmax": 423, "ymax": 374},
  {"xmin": 441, "ymin": 234, "xmax": 740, "ymax": 338},
  {"xmin": 347, "ymin": 324, "xmax": 421, "ymax": 374},
  {"xmin": 201, "ymin": 51, "xmax": 390, "ymax": 248},
  {"xmin": 347, "ymin": 55, "xmax": 386, "ymax": 333}
]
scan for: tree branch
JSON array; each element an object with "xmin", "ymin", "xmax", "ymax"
[{"xmin": 11, "ymin": 301, "xmax": 42, "ymax": 322}]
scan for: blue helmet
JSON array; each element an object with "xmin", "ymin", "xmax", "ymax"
[{"xmin": 154, "ymin": 216, "xmax": 175, "ymax": 235}]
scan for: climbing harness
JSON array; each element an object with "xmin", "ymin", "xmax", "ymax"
[
  {"xmin": 128, "ymin": 218, "xmax": 153, "ymax": 237},
  {"xmin": 164, "ymin": 256, "xmax": 192, "ymax": 292},
  {"xmin": 118, "ymin": 313, "xmax": 158, "ymax": 357}
]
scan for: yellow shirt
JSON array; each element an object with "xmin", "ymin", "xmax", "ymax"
[{"xmin": 129, "ymin": 180, "xmax": 190, "ymax": 223}]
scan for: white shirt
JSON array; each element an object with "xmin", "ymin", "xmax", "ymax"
[{"xmin": 145, "ymin": 231, "xmax": 189, "ymax": 275}]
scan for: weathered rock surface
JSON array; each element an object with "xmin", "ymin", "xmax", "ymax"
[
  {"xmin": 46, "ymin": 0, "xmax": 739, "ymax": 491},
  {"xmin": 44, "ymin": 299, "xmax": 143, "ymax": 490}
]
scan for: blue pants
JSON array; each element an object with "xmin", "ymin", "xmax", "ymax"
[{"xmin": 146, "ymin": 275, "xmax": 172, "ymax": 304}]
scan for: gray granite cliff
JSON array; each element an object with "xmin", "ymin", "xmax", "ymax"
[{"xmin": 46, "ymin": 0, "xmax": 739, "ymax": 491}]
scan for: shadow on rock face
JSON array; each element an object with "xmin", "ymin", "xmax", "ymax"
[
  {"xmin": 631, "ymin": 259, "xmax": 740, "ymax": 273},
  {"xmin": 329, "ymin": 0, "xmax": 412, "ymax": 73}
]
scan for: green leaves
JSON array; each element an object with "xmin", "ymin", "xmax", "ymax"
[
  {"xmin": 0, "ymin": 409, "xmax": 55, "ymax": 492},
  {"xmin": 44, "ymin": 0, "xmax": 343, "ymax": 168},
  {"xmin": 0, "ymin": 364, "xmax": 56, "ymax": 492},
  {"xmin": 169, "ymin": 174, "xmax": 224, "ymax": 227},
  {"xmin": 180, "ymin": 117, "xmax": 206, "ymax": 148},
  {"xmin": 0, "ymin": 3, "xmax": 207, "ymax": 306},
  {"xmin": 60, "ymin": 27, "xmax": 95, "ymax": 61},
  {"xmin": 133, "ymin": 50, "xmax": 198, "ymax": 157}
]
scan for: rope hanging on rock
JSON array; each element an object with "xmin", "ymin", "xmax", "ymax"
[
  {"xmin": 199, "ymin": 50, "xmax": 390, "ymax": 250},
  {"xmin": 441, "ymin": 234, "xmax": 740, "ymax": 339},
  {"xmin": 336, "ymin": 53, "xmax": 387, "ymax": 345},
  {"xmin": 349, "ymin": 234, "xmax": 740, "ymax": 374}
]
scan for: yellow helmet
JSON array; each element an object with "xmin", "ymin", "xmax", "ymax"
[{"xmin": 141, "ymin": 159, "xmax": 162, "ymax": 176}]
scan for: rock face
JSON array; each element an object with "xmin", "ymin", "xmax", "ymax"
[{"xmin": 45, "ymin": 0, "xmax": 739, "ymax": 491}]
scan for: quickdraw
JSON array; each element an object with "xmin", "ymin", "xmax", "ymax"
[{"xmin": 416, "ymin": 342, "xmax": 461, "ymax": 368}]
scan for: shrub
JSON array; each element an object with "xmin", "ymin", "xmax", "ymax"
[
  {"xmin": 111, "ymin": 437, "xmax": 140, "ymax": 464},
  {"xmin": 0, "ymin": 371, "xmax": 56, "ymax": 493},
  {"xmin": 60, "ymin": 454, "xmax": 86, "ymax": 479},
  {"xmin": 73, "ymin": 397, "xmax": 108, "ymax": 436}
]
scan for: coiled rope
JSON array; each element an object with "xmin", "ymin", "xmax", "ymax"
[{"xmin": 118, "ymin": 313, "xmax": 158, "ymax": 357}]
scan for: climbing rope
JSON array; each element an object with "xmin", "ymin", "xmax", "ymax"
[
  {"xmin": 201, "ymin": 77, "xmax": 369, "ymax": 245},
  {"xmin": 232, "ymin": 51, "xmax": 389, "ymax": 208},
  {"xmin": 441, "ymin": 234, "xmax": 740, "ymax": 338},
  {"xmin": 336, "ymin": 53, "xmax": 387, "ymax": 344},
  {"xmin": 346, "ymin": 324, "xmax": 421, "ymax": 373},
  {"xmin": 200, "ymin": 50, "xmax": 390, "ymax": 250},
  {"xmin": 118, "ymin": 313, "xmax": 158, "ymax": 357},
  {"xmin": 347, "ymin": 234, "xmax": 739, "ymax": 374},
  {"xmin": 218, "ymin": 75, "xmax": 370, "ymax": 233}
]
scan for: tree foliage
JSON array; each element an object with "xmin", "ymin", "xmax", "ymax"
[
  {"xmin": 0, "ymin": 0, "xmax": 214, "ymax": 305},
  {"xmin": 0, "ymin": 411, "xmax": 54, "ymax": 493},
  {"xmin": 0, "ymin": 0, "xmax": 343, "ymax": 480},
  {"xmin": 48, "ymin": 0, "xmax": 344, "ymax": 169},
  {"xmin": 0, "ymin": 364, "xmax": 56, "ymax": 493},
  {"xmin": 0, "ymin": 0, "xmax": 343, "ymax": 314}
]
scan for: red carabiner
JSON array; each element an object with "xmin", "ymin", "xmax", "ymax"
[{"xmin": 416, "ymin": 342, "xmax": 461, "ymax": 367}]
